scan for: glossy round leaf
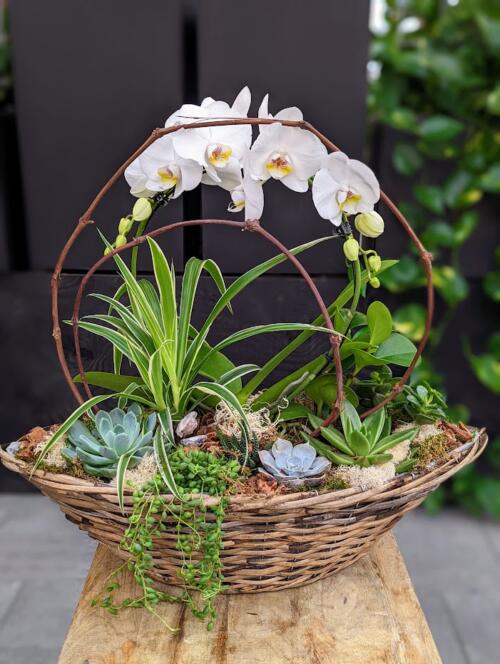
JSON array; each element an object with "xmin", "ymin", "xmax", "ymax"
[{"xmin": 419, "ymin": 115, "xmax": 464, "ymax": 142}]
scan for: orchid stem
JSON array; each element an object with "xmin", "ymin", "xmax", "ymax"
[
  {"xmin": 131, "ymin": 220, "xmax": 148, "ymax": 277},
  {"xmin": 349, "ymin": 257, "xmax": 362, "ymax": 320}
]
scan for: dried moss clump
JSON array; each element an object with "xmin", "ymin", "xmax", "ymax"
[
  {"xmin": 34, "ymin": 432, "xmax": 68, "ymax": 470},
  {"xmin": 214, "ymin": 401, "xmax": 277, "ymax": 445},
  {"xmin": 321, "ymin": 473, "xmax": 349, "ymax": 492},
  {"xmin": 414, "ymin": 433, "xmax": 452, "ymax": 469},
  {"xmin": 111, "ymin": 454, "xmax": 157, "ymax": 490},
  {"xmin": 334, "ymin": 463, "xmax": 397, "ymax": 491}
]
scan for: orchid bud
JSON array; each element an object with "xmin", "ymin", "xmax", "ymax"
[
  {"xmin": 115, "ymin": 234, "xmax": 127, "ymax": 248},
  {"xmin": 118, "ymin": 216, "xmax": 133, "ymax": 235},
  {"xmin": 132, "ymin": 197, "xmax": 153, "ymax": 222},
  {"xmin": 104, "ymin": 246, "xmax": 113, "ymax": 256},
  {"xmin": 343, "ymin": 237, "xmax": 360, "ymax": 261},
  {"xmin": 369, "ymin": 276, "xmax": 381, "ymax": 288},
  {"xmin": 368, "ymin": 254, "xmax": 382, "ymax": 273},
  {"xmin": 355, "ymin": 211, "xmax": 384, "ymax": 238},
  {"xmin": 175, "ymin": 411, "xmax": 199, "ymax": 438}
]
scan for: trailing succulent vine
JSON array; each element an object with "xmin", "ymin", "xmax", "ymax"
[{"xmin": 92, "ymin": 451, "xmax": 241, "ymax": 631}]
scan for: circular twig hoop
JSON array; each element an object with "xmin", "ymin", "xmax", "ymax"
[{"xmin": 51, "ymin": 117, "xmax": 434, "ymax": 426}]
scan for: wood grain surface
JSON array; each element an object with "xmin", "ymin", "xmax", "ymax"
[{"xmin": 58, "ymin": 534, "xmax": 441, "ymax": 664}]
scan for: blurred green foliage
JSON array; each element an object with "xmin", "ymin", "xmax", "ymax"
[{"xmin": 368, "ymin": 0, "xmax": 500, "ymax": 514}]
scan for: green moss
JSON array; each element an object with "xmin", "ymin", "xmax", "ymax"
[
  {"xmin": 415, "ymin": 433, "xmax": 451, "ymax": 469},
  {"xmin": 320, "ymin": 474, "xmax": 349, "ymax": 491},
  {"xmin": 37, "ymin": 460, "xmax": 88, "ymax": 479}
]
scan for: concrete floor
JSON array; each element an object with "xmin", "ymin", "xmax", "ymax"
[{"xmin": 0, "ymin": 495, "xmax": 498, "ymax": 664}]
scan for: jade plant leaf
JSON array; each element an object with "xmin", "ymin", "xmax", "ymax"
[
  {"xmin": 304, "ymin": 374, "xmax": 359, "ymax": 408},
  {"xmin": 367, "ymin": 301, "xmax": 393, "ymax": 346},
  {"xmin": 375, "ymin": 333, "xmax": 418, "ymax": 367}
]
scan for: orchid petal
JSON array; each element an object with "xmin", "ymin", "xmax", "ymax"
[
  {"xmin": 243, "ymin": 176, "xmax": 264, "ymax": 220},
  {"xmin": 172, "ymin": 130, "xmax": 207, "ymax": 165},
  {"xmin": 178, "ymin": 159, "xmax": 203, "ymax": 195},
  {"xmin": 282, "ymin": 172, "xmax": 309, "ymax": 193},
  {"xmin": 231, "ymin": 86, "xmax": 251, "ymax": 116},
  {"xmin": 274, "ymin": 106, "xmax": 303, "ymax": 122},
  {"xmin": 312, "ymin": 169, "xmax": 341, "ymax": 220},
  {"xmin": 258, "ymin": 93, "xmax": 270, "ymax": 120}
]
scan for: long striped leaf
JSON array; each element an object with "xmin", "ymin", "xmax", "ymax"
[
  {"xmin": 251, "ymin": 355, "xmax": 328, "ymax": 409},
  {"xmin": 76, "ymin": 321, "xmax": 137, "ymax": 363},
  {"xmin": 189, "ymin": 364, "xmax": 260, "ymax": 410},
  {"xmin": 116, "ymin": 453, "xmax": 134, "ymax": 514},
  {"xmin": 147, "ymin": 239, "xmax": 178, "ymax": 361},
  {"xmin": 105, "ymin": 236, "xmax": 164, "ymax": 343},
  {"xmin": 82, "ymin": 314, "xmax": 155, "ymax": 356},
  {"xmin": 148, "ymin": 347, "xmax": 167, "ymax": 410},
  {"xmin": 178, "ymin": 257, "xmax": 228, "ymax": 375},
  {"xmin": 155, "ymin": 411, "xmax": 181, "ymax": 499},
  {"xmin": 218, "ymin": 364, "xmax": 260, "ymax": 386},
  {"xmin": 184, "ymin": 236, "xmax": 334, "ymax": 382},
  {"xmin": 90, "ymin": 294, "xmax": 156, "ymax": 353},
  {"xmin": 190, "ymin": 322, "xmax": 335, "ymax": 382}
]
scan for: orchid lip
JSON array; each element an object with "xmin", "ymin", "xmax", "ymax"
[
  {"xmin": 265, "ymin": 152, "xmax": 294, "ymax": 179},
  {"xmin": 157, "ymin": 165, "xmax": 180, "ymax": 187},
  {"xmin": 207, "ymin": 143, "xmax": 233, "ymax": 167}
]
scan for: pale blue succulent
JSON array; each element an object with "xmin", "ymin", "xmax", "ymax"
[
  {"xmin": 259, "ymin": 438, "xmax": 331, "ymax": 488},
  {"xmin": 62, "ymin": 403, "xmax": 156, "ymax": 479}
]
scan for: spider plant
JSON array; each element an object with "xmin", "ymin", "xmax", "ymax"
[{"xmin": 74, "ymin": 236, "xmax": 335, "ymax": 419}]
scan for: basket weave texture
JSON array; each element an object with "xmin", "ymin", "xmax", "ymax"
[{"xmin": 0, "ymin": 431, "xmax": 486, "ymax": 594}]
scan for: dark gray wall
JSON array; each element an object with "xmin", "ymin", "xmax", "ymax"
[{"xmin": 1, "ymin": 0, "xmax": 371, "ymax": 490}]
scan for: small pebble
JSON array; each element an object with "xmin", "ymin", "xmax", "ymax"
[
  {"xmin": 180, "ymin": 435, "xmax": 207, "ymax": 447},
  {"xmin": 6, "ymin": 440, "xmax": 21, "ymax": 456}
]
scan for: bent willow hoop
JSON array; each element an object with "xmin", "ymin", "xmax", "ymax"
[{"xmin": 50, "ymin": 118, "xmax": 434, "ymax": 426}]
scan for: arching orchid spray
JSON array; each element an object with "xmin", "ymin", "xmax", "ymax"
[{"xmin": 119, "ymin": 85, "xmax": 385, "ymax": 330}]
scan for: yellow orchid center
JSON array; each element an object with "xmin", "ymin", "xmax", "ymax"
[
  {"xmin": 265, "ymin": 152, "xmax": 293, "ymax": 179},
  {"xmin": 157, "ymin": 165, "xmax": 180, "ymax": 187},
  {"xmin": 337, "ymin": 189, "xmax": 361, "ymax": 211},
  {"xmin": 228, "ymin": 186, "xmax": 245, "ymax": 213},
  {"xmin": 207, "ymin": 144, "xmax": 232, "ymax": 167}
]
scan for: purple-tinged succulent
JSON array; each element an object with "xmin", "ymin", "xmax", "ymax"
[{"xmin": 258, "ymin": 438, "xmax": 331, "ymax": 488}]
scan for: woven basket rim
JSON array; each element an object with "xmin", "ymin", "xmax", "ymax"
[{"xmin": 0, "ymin": 427, "xmax": 487, "ymax": 510}]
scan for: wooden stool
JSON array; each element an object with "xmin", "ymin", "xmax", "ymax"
[{"xmin": 58, "ymin": 534, "xmax": 440, "ymax": 664}]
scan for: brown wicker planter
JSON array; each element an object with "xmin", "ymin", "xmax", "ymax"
[{"xmin": 0, "ymin": 430, "xmax": 486, "ymax": 594}]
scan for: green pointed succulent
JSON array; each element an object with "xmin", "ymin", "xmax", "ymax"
[
  {"xmin": 62, "ymin": 403, "xmax": 156, "ymax": 478},
  {"xmin": 303, "ymin": 402, "xmax": 417, "ymax": 467},
  {"xmin": 402, "ymin": 382, "xmax": 447, "ymax": 424}
]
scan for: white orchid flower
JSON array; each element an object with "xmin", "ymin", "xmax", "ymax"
[
  {"xmin": 248, "ymin": 120, "xmax": 327, "ymax": 193},
  {"xmin": 226, "ymin": 162, "xmax": 264, "ymax": 220},
  {"xmin": 257, "ymin": 93, "xmax": 303, "ymax": 130},
  {"xmin": 201, "ymin": 159, "xmax": 242, "ymax": 192},
  {"xmin": 312, "ymin": 151, "xmax": 380, "ymax": 226},
  {"xmin": 124, "ymin": 133, "xmax": 202, "ymax": 199},
  {"xmin": 165, "ymin": 86, "xmax": 252, "ymax": 183}
]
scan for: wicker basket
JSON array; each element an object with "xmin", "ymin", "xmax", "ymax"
[
  {"xmin": 0, "ymin": 117, "xmax": 489, "ymax": 593},
  {"xmin": 0, "ymin": 432, "xmax": 486, "ymax": 593}
]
